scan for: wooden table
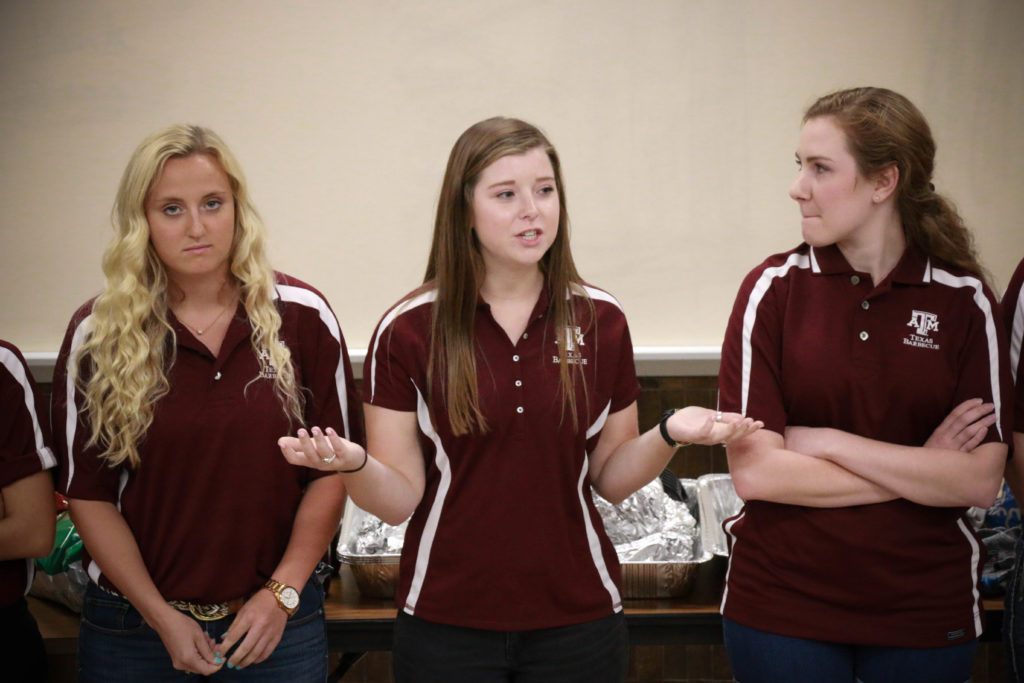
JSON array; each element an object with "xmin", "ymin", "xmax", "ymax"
[
  {"xmin": 324, "ymin": 559, "xmax": 729, "ymax": 653},
  {"xmin": 323, "ymin": 557, "xmax": 1009, "ymax": 649},
  {"xmin": 29, "ymin": 563, "xmax": 1008, "ymax": 677},
  {"xmin": 321, "ymin": 561, "xmax": 728, "ymax": 679},
  {"xmin": 28, "ymin": 594, "xmax": 80, "ymax": 656}
]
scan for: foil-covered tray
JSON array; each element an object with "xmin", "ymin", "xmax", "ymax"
[
  {"xmin": 696, "ymin": 473, "xmax": 743, "ymax": 557},
  {"xmin": 593, "ymin": 477, "xmax": 711, "ymax": 598},
  {"xmin": 335, "ymin": 473, "xmax": 741, "ymax": 600},
  {"xmin": 337, "ymin": 498, "xmax": 407, "ymax": 598}
]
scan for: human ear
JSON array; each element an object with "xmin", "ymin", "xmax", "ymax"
[{"xmin": 872, "ymin": 164, "xmax": 899, "ymax": 202}]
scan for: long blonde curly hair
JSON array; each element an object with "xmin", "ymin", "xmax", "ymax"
[{"xmin": 78, "ymin": 124, "xmax": 303, "ymax": 467}]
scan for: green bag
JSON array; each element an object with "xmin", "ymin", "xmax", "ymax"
[{"xmin": 35, "ymin": 511, "xmax": 83, "ymax": 575}]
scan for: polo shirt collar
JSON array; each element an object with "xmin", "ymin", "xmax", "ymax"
[
  {"xmin": 808, "ymin": 244, "xmax": 931, "ymax": 286},
  {"xmin": 475, "ymin": 281, "xmax": 553, "ymax": 321}
]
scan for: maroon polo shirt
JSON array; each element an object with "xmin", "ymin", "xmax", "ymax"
[
  {"xmin": 365, "ymin": 283, "xmax": 640, "ymax": 630},
  {"xmin": 0, "ymin": 340, "xmax": 56, "ymax": 607},
  {"xmin": 52, "ymin": 273, "xmax": 363, "ymax": 603},
  {"xmin": 1004, "ymin": 257, "xmax": 1024, "ymax": 433},
  {"xmin": 718, "ymin": 244, "xmax": 1013, "ymax": 648}
]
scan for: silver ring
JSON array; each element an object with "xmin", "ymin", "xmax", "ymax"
[
  {"xmin": 321, "ymin": 453, "xmax": 337, "ymax": 464},
  {"xmin": 715, "ymin": 410, "xmax": 723, "ymax": 422}
]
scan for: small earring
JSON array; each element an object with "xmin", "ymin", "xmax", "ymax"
[{"xmin": 872, "ymin": 195, "xmax": 880, "ymax": 203}]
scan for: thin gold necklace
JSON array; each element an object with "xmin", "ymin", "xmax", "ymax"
[{"xmin": 182, "ymin": 300, "xmax": 233, "ymax": 336}]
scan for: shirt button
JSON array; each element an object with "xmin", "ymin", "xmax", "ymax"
[
  {"xmin": 861, "ymin": 301, "xmax": 870, "ymax": 310},
  {"xmin": 522, "ymin": 333, "xmax": 528, "ymax": 339},
  {"xmin": 214, "ymin": 371, "xmax": 222, "ymax": 380},
  {"xmin": 516, "ymin": 406, "xmax": 524, "ymax": 414},
  {"xmin": 850, "ymin": 275, "xmax": 861, "ymax": 285},
  {"xmin": 515, "ymin": 380, "xmax": 522, "ymax": 387},
  {"xmin": 512, "ymin": 354, "xmax": 520, "ymax": 362},
  {"xmin": 859, "ymin": 331, "xmax": 869, "ymax": 341}
]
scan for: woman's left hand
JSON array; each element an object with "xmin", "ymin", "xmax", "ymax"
[
  {"xmin": 216, "ymin": 588, "xmax": 288, "ymax": 670},
  {"xmin": 279, "ymin": 427, "xmax": 365, "ymax": 472},
  {"xmin": 666, "ymin": 407, "xmax": 762, "ymax": 446}
]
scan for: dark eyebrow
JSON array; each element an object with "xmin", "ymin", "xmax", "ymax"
[
  {"xmin": 484, "ymin": 176, "xmax": 556, "ymax": 190},
  {"xmin": 795, "ymin": 152, "xmax": 833, "ymax": 164}
]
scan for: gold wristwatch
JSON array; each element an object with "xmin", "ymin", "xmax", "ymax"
[{"xmin": 264, "ymin": 578, "xmax": 300, "ymax": 616}]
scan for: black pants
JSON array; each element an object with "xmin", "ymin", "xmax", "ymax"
[
  {"xmin": 392, "ymin": 610, "xmax": 628, "ymax": 683},
  {"xmin": 0, "ymin": 597, "xmax": 48, "ymax": 683}
]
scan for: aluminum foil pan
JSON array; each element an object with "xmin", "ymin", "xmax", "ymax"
[
  {"xmin": 594, "ymin": 477, "xmax": 711, "ymax": 598},
  {"xmin": 336, "ymin": 497, "xmax": 408, "ymax": 598},
  {"xmin": 697, "ymin": 473, "xmax": 743, "ymax": 557},
  {"xmin": 337, "ymin": 497, "xmax": 406, "ymax": 562}
]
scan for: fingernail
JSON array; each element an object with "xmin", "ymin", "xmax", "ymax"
[
  {"xmin": 298, "ymin": 428, "xmax": 308, "ymax": 437},
  {"xmin": 214, "ymin": 656, "xmax": 223, "ymax": 665},
  {"xmin": 228, "ymin": 662, "xmax": 236, "ymax": 670}
]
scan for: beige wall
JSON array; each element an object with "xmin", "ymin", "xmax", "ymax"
[{"xmin": 2, "ymin": 0, "xmax": 1022, "ymax": 355}]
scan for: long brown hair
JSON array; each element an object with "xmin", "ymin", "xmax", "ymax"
[
  {"xmin": 805, "ymin": 87, "xmax": 986, "ymax": 280},
  {"xmin": 423, "ymin": 116, "xmax": 589, "ymax": 435}
]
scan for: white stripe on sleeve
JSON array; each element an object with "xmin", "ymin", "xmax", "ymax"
[
  {"xmin": 931, "ymin": 268, "xmax": 1005, "ymax": 441},
  {"xmin": 275, "ymin": 284, "xmax": 353, "ymax": 439},
  {"xmin": 740, "ymin": 253, "xmax": 811, "ymax": 415},
  {"xmin": 0, "ymin": 347, "xmax": 56, "ymax": 470}
]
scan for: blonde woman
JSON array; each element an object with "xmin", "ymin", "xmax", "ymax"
[
  {"xmin": 280, "ymin": 117, "xmax": 761, "ymax": 682},
  {"xmin": 52, "ymin": 125, "xmax": 362, "ymax": 681}
]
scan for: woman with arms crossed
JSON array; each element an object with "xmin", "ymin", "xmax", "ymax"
[
  {"xmin": 0, "ymin": 339, "xmax": 56, "ymax": 683},
  {"xmin": 280, "ymin": 117, "xmax": 760, "ymax": 682},
  {"xmin": 1000, "ymin": 255, "xmax": 1024, "ymax": 681},
  {"xmin": 52, "ymin": 125, "xmax": 362, "ymax": 681},
  {"xmin": 718, "ymin": 87, "xmax": 1013, "ymax": 683}
]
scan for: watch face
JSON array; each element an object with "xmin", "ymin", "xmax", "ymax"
[{"xmin": 281, "ymin": 587, "xmax": 300, "ymax": 609}]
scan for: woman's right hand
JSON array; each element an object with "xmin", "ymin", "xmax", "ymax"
[
  {"xmin": 278, "ymin": 427, "xmax": 365, "ymax": 472},
  {"xmin": 924, "ymin": 398, "xmax": 996, "ymax": 452},
  {"xmin": 151, "ymin": 605, "xmax": 222, "ymax": 676}
]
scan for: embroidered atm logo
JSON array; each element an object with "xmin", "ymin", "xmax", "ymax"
[
  {"xmin": 257, "ymin": 346, "xmax": 279, "ymax": 379},
  {"xmin": 903, "ymin": 310, "xmax": 941, "ymax": 350},
  {"xmin": 553, "ymin": 326, "xmax": 588, "ymax": 365}
]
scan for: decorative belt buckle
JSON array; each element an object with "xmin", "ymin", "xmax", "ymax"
[{"xmin": 184, "ymin": 602, "xmax": 228, "ymax": 621}]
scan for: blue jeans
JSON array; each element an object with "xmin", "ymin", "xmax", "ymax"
[
  {"xmin": 723, "ymin": 617, "xmax": 976, "ymax": 683},
  {"xmin": 392, "ymin": 610, "xmax": 629, "ymax": 682},
  {"xmin": 78, "ymin": 575, "xmax": 327, "ymax": 682},
  {"xmin": 1005, "ymin": 534, "xmax": 1024, "ymax": 681}
]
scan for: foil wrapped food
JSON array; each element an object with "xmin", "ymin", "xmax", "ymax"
[
  {"xmin": 337, "ymin": 498, "xmax": 406, "ymax": 561},
  {"xmin": 342, "ymin": 514, "xmax": 405, "ymax": 556},
  {"xmin": 593, "ymin": 478, "xmax": 701, "ymax": 562}
]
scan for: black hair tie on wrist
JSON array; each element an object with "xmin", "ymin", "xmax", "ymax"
[{"xmin": 339, "ymin": 449, "xmax": 369, "ymax": 473}]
